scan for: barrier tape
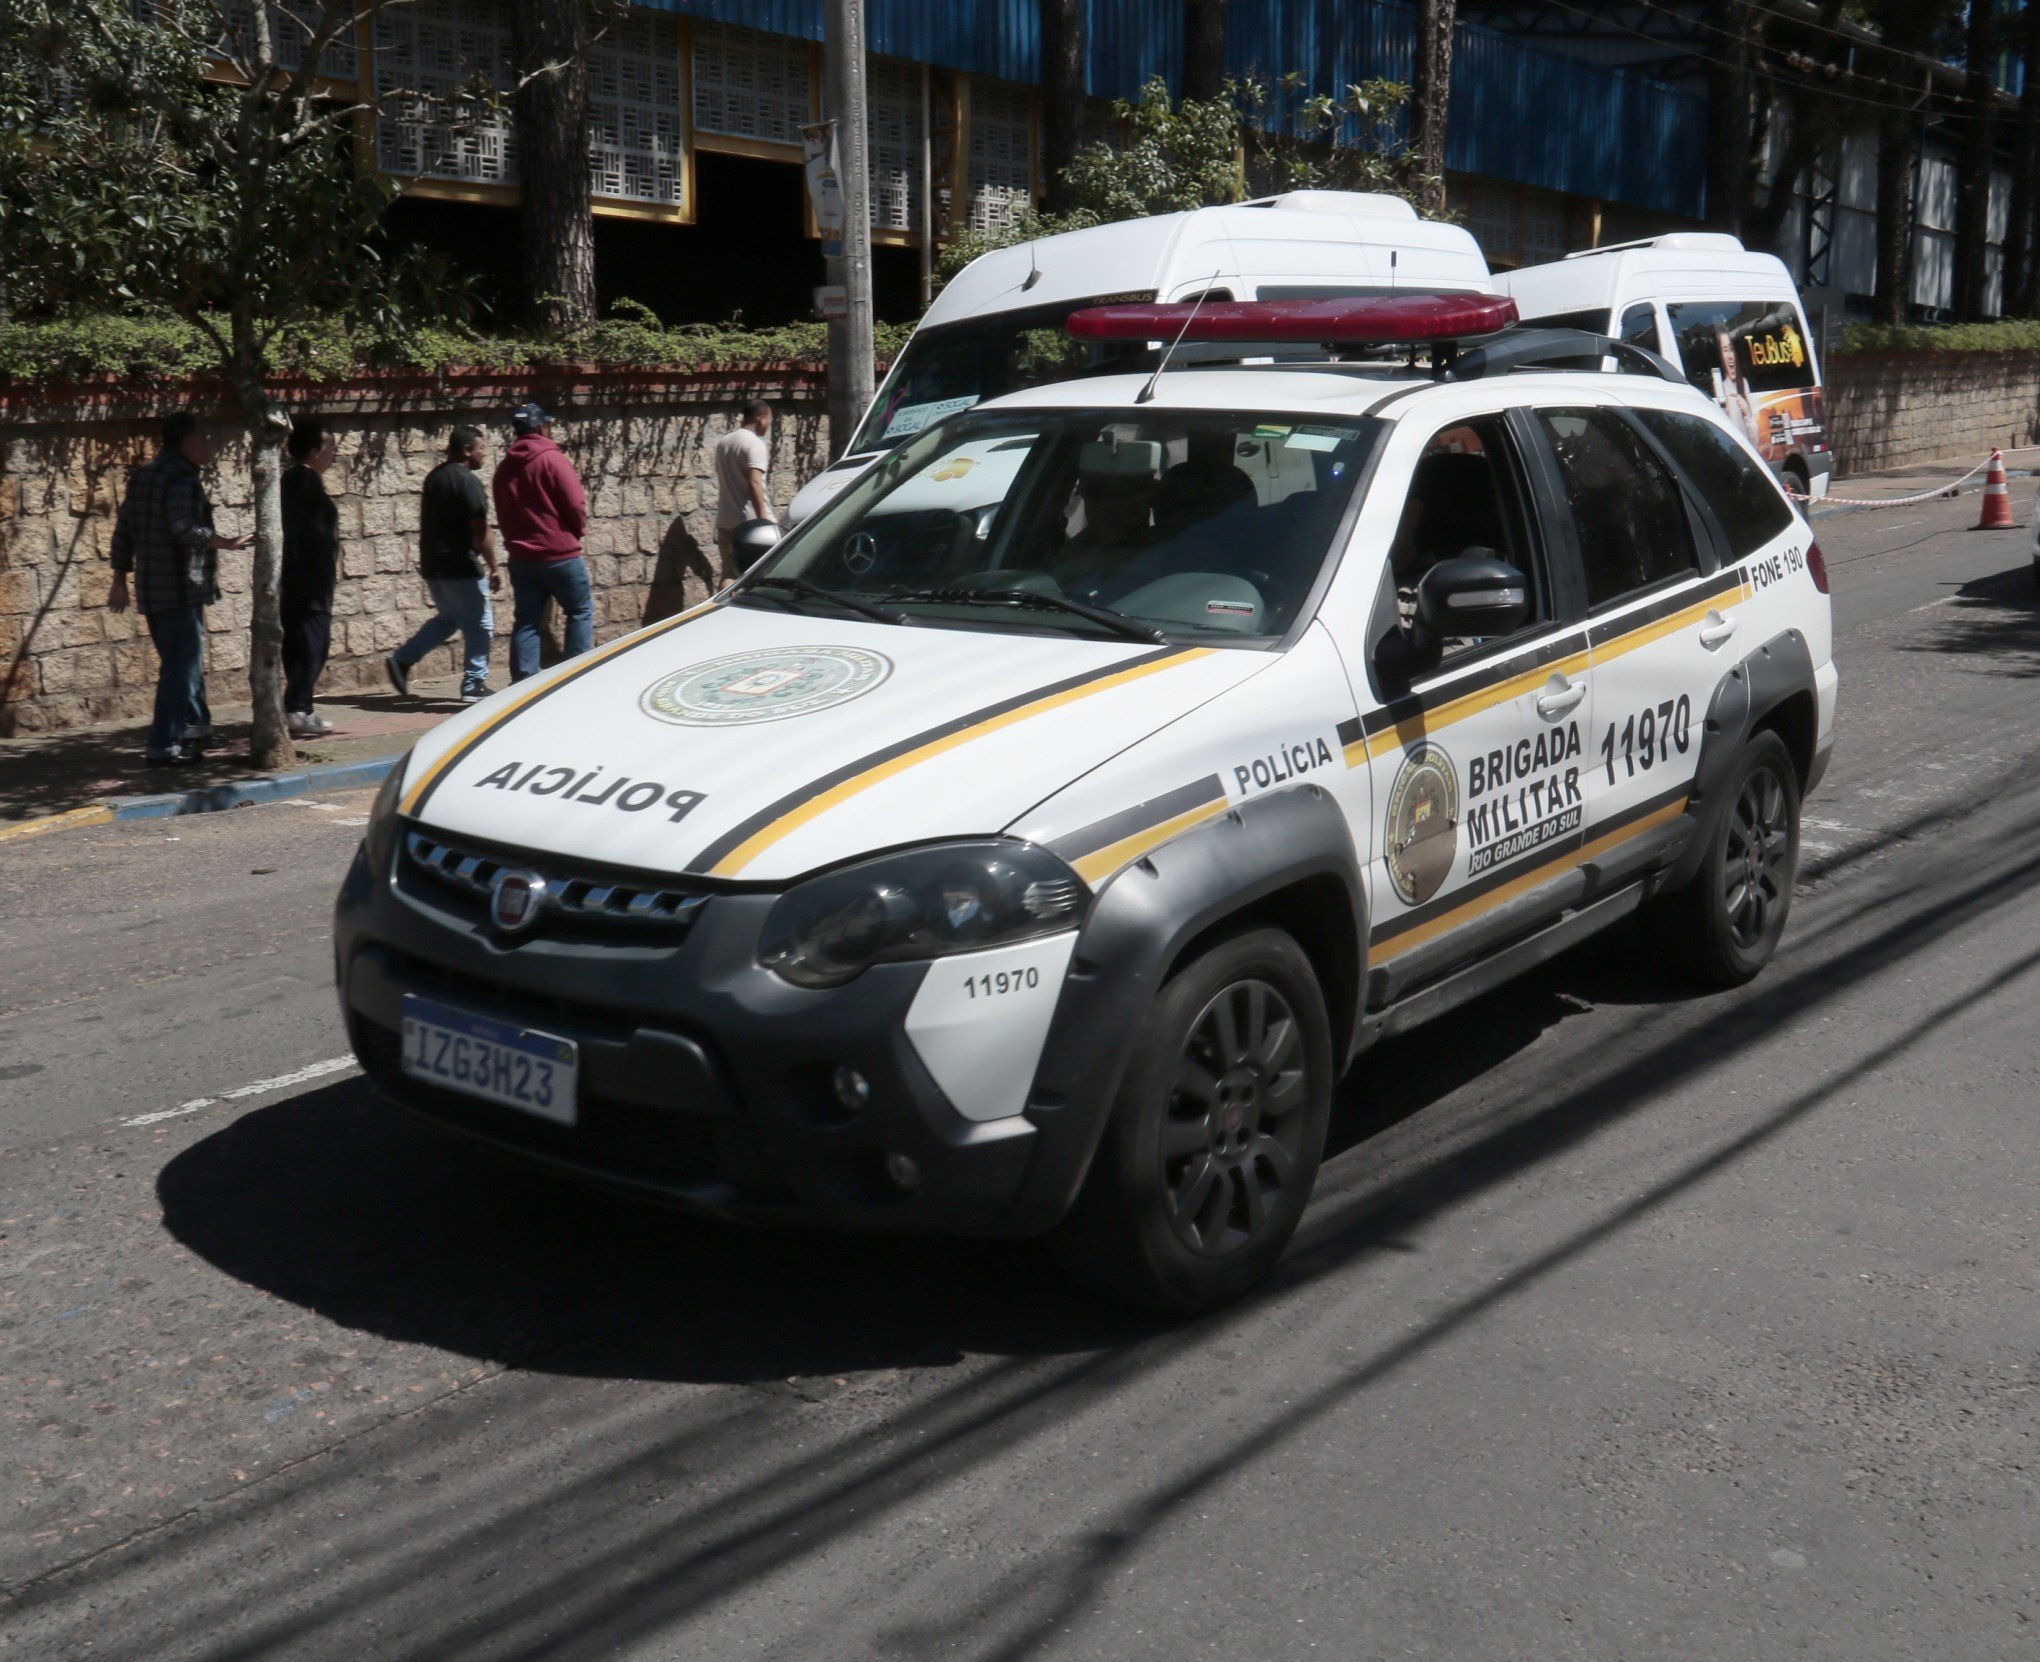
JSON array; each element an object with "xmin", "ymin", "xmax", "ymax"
[{"xmin": 1785, "ymin": 454, "xmax": 1996, "ymax": 508}]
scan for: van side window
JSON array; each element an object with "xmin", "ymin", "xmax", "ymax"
[
  {"xmin": 1632, "ymin": 409, "xmax": 1797, "ymax": 559},
  {"xmin": 1535, "ymin": 409, "xmax": 1699, "ymax": 608},
  {"xmin": 1619, "ymin": 304, "xmax": 1658, "ymax": 350},
  {"xmin": 1379, "ymin": 416, "xmax": 1547, "ymax": 659}
]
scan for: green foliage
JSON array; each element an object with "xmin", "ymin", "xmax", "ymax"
[
  {"xmin": 1840, "ymin": 318, "xmax": 2040, "ymax": 355},
  {"xmin": 938, "ymin": 75, "xmax": 1435, "ymax": 285},
  {"xmin": 0, "ymin": 306, "xmax": 915, "ymax": 385}
]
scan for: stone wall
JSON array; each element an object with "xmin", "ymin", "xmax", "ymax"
[
  {"xmin": 1825, "ymin": 350, "xmax": 2040, "ymax": 477},
  {"xmin": 0, "ymin": 368, "xmax": 830, "ymax": 737}
]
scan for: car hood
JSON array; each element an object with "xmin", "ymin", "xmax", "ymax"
[{"xmin": 395, "ymin": 601, "xmax": 1271, "ymax": 883}]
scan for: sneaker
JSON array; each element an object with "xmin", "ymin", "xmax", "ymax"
[
  {"xmin": 460, "ymin": 682, "xmax": 492, "ymax": 705},
  {"xmin": 143, "ymin": 744, "xmax": 201, "ymax": 767},
  {"xmin": 287, "ymin": 711, "xmax": 333, "ymax": 737},
  {"xmin": 183, "ymin": 723, "xmax": 215, "ymax": 749},
  {"xmin": 385, "ymin": 655, "xmax": 411, "ymax": 697}
]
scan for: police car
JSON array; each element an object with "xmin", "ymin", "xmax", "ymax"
[{"xmin": 335, "ymin": 294, "xmax": 1836, "ymax": 1311}]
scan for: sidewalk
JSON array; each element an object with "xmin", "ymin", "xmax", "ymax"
[
  {"xmin": 1812, "ymin": 443, "xmax": 2040, "ymax": 511},
  {"xmin": 0, "ymin": 672, "xmax": 466, "ymax": 824}
]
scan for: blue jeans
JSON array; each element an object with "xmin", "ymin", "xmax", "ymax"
[
  {"xmin": 394, "ymin": 577, "xmax": 494, "ymax": 690},
  {"xmin": 509, "ymin": 557, "xmax": 594, "ymax": 682},
  {"xmin": 144, "ymin": 604, "xmax": 211, "ymax": 755}
]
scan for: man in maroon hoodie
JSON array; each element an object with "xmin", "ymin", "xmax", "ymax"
[{"xmin": 493, "ymin": 402, "xmax": 594, "ymax": 681}]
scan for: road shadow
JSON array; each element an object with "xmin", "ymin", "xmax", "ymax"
[{"xmin": 1899, "ymin": 561, "xmax": 2040, "ymax": 675}]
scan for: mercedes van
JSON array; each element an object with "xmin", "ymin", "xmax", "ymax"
[
  {"xmin": 785, "ymin": 191, "xmax": 1495, "ymax": 526},
  {"xmin": 1501, "ymin": 233, "xmax": 1834, "ymax": 499}
]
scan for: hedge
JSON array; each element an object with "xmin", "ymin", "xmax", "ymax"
[
  {"xmin": 1839, "ymin": 318, "xmax": 2040, "ymax": 355},
  {"xmin": 0, "ymin": 305, "xmax": 916, "ymax": 386}
]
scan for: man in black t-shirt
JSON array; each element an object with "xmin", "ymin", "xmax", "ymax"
[
  {"xmin": 281, "ymin": 417, "xmax": 340, "ymax": 736},
  {"xmin": 386, "ymin": 426, "xmax": 502, "ymax": 704}
]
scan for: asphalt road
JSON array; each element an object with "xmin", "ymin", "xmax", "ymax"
[{"xmin": 3, "ymin": 502, "xmax": 2037, "ymax": 1659}]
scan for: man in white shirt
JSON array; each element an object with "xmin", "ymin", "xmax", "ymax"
[{"xmin": 713, "ymin": 401, "xmax": 776, "ymax": 574}]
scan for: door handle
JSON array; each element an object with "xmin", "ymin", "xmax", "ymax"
[
  {"xmin": 1698, "ymin": 609, "xmax": 1738, "ymax": 649},
  {"xmin": 1535, "ymin": 674, "xmax": 1586, "ymax": 719}
]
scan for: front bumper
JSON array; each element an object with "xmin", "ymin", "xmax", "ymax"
[{"xmin": 333, "ymin": 832, "xmax": 1108, "ymax": 1236}]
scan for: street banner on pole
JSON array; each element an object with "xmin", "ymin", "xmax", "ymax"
[{"xmin": 801, "ymin": 121, "xmax": 845, "ymax": 238}]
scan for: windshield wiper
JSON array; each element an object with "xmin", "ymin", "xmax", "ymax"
[
  {"xmin": 732, "ymin": 573, "xmax": 908, "ymax": 626},
  {"xmin": 890, "ymin": 587, "xmax": 1165, "ymax": 644}
]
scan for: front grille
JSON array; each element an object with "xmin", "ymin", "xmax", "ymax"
[
  {"xmin": 403, "ymin": 827, "xmax": 709, "ymax": 936},
  {"xmin": 355, "ymin": 1018, "xmax": 725, "ymax": 1192}
]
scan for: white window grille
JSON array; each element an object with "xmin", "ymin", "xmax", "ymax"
[
  {"xmin": 692, "ymin": 21, "xmax": 809, "ymax": 148},
  {"xmin": 588, "ymin": 10, "xmax": 685, "ymax": 207},
  {"xmin": 966, "ymin": 80, "xmax": 1033, "ymax": 235},
  {"xmin": 868, "ymin": 57, "xmax": 923, "ymax": 235},
  {"xmin": 1457, "ymin": 177, "xmax": 1517, "ymax": 265},
  {"xmin": 205, "ymin": 0, "xmax": 359, "ymax": 83},
  {"xmin": 372, "ymin": 0, "xmax": 517, "ymax": 188},
  {"xmin": 1520, "ymin": 192, "xmax": 1569, "ymax": 266}
]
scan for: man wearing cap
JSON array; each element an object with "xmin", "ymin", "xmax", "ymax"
[{"xmin": 492, "ymin": 402, "xmax": 593, "ymax": 681}]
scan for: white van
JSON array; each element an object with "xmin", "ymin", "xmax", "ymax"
[
  {"xmin": 785, "ymin": 191, "xmax": 1494, "ymax": 525},
  {"xmin": 1501, "ymin": 233, "xmax": 1834, "ymax": 499}
]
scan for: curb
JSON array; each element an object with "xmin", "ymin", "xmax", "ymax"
[{"xmin": 0, "ymin": 754, "xmax": 401, "ymax": 842}]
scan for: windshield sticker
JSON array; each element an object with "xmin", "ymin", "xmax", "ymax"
[
  {"xmin": 1250, "ymin": 422, "xmax": 1294, "ymax": 441},
  {"xmin": 1206, "ymin": 599, "xmax": 1256, "ymax": 616},
  {"xmin": 882, "ymin": 395, "xmax": 980, "ymax": 440},
  {"xmin": 930, "ymin": 455, "xmax": 979, "ymax": 481},
  {"xmin": 1284, "ymin": 432, "xmax": 1343, "ymax": 453},
  {"xmin": 641, "ymin": 646, "xmax": 894, "ymax": 728}
]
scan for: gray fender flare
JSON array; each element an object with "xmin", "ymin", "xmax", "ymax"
[
  {"xmin": 1004, "ymin": 783, "xmax": 1367, "ymax": 1234},
  {"xmin": 1663, "ymin": 626, "xmax": 1816, "ymax": 891}
]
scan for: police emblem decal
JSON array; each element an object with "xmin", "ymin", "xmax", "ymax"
[
  {"xmin": 1384, "ymin": 743, "xmax": 1460, "ymax": 906},
  {"xmin": 640, "ymin": 646, "xmax": 893, "ymax": 728},
  {"xmin": 490, "ymin": 869, "xmax": 548, "ymax": 932}
]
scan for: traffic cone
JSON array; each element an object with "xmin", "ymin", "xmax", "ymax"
[{"xmin": 1976, "ymin": 447, "xmax": 2015, "ymax": 528}]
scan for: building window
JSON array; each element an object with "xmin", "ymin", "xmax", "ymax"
[
  {"xmin": 967, "ymin": 80, "xmax": 1033, "ymax": 235},
  {"xmin": 868, "ymin": 57, "xmax": 923, "ymax": 235},
  {"xmin": 373, "ymin": 0, "xmax": 517, "ymax": 188},
  {"xmin": 210, "ymin": 0, "xmax": 360, "ymax": 82},
  {"xmin": 692, "ymin": 20, "xmax": 809, "ymax": 150},
  {"xmin": 589, "ymin": 10, "xmax": 686, "ymax": 209}
]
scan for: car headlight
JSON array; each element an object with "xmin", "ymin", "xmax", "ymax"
[{"xmin": 759, "ymin": 840, "xmax": 1088, "ymax": 988}]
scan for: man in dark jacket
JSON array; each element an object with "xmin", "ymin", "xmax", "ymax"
[
  {"xmin": 108, "ymin": 414, "xmax": 252, "ymax": 765},
  {"xmin": 280, "ymin": 416, "xmax": 341, "ymax": 736},
  {"xmin": 492, "ymin": 402, "xmax": 593, "ymax": 682},
  {"xmin": 387, "ymin": 426, "xmax": 501, "ymax": 704}
]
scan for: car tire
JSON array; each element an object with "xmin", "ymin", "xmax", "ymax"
[
  {"xmin": 1047, "ymin": 927, "xmax": 1334, "ymax": 1313},
  {"xmin": 1645, "ymin": 730, "xmax": 1801, "ymax": 988}
]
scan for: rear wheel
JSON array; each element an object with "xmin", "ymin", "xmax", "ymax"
[
  {"xmin": 1644, "ymin": 730, "xmax": 1800, "ymax": 987},
  {"xmin": 1048, "ymin": 928, "xmax": 1333, "ymax": 1312}
]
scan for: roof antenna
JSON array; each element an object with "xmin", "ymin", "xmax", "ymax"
[
  {"xmin": 1022, "ymin": 240, "xmax": 1042, "ymax": 290},
  {"xmin": 1135, "ymin": 269, "xmax": 1223, "ymax": 405},
  {"xmin": 1390, "ymin": 249, "xmax": 1398, "ymax": 292}
]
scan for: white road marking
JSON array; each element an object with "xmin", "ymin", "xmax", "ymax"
[{"xmin": 123, "ymin": 1054, "xmax": 359, "ymax": 1127}]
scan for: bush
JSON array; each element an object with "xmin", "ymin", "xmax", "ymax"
[
  {"xmin": 1839, "ymin": 318, "xmax": 2040, "ymax": 355},
  {"xmin": 0, "ymin": 306, "xmax": 915, "ymax": 386}
]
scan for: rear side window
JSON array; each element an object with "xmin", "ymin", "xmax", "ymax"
[
  {"xmin": 1633, "ymin": 408, "xmax": 1795, "ymax": 559},
  {"xmin": 1619, "ymin": 303, "xmax": 1659, "ymax": 349},
  {"xmin": 1668, "ymin": 300, "xmax": 1817, "ymax": 395},
  {"xmin": 1535, "ymin": 408, "xmax": 1700, "ymax": 608}
]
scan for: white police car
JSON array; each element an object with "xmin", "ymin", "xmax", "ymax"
[{"xmin": 336, "ymin": 294, "xmax": 1836, "ymax": 1310}]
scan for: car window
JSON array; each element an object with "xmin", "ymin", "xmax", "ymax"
[
  {"xmin": 1377, "ymin": 416, "xmax": 1548, "ymax": 661},
  {"xmin": 1619, "ymin": 303, "xmax": 1658, "ymax": 349},
  {"xmin": 763, "ymin": 410, "xmax": 1382, "ymax": 642},
  {"xmin": 1632, "ymin": 408, "xmax": 1796, "ymax": 560},
  {"xmin": 1535, "ymin": 408, "xmax": 1700, "ymax": 608},
  {"xmin": 1667, "ymin": 300, "xmax": 1817, "ymax": 396}
]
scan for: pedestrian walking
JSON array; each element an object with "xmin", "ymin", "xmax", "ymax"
[
  {"xmin": 714, "ymin": 400, "xmax": 777, "ymax": 573},
  {"xmin": 492, "ymin": 402, "xmax": 592, "ymax": 683},
  {"xmin": 107, "ymin": 414, "xmax": 252, "ymax": 766},
  {"xmin": 386, "ymin": 426, "xmax": 501, "ymax": 705},
  {"xmin": 281, "ymin": 416, "xmax": 340, "ymax": 736}
]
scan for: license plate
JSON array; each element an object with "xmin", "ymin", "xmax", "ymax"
[{"xmin": 400, "ymin": 994, "xmax": 578, "ymax": 1125}]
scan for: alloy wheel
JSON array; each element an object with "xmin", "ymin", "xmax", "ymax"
[
  {"xmin": 1160, "ymin": 978, "xmax": 1311, "ymax": 1257},
  {"xmin": 1722, "ymin": 764, "xmax": 1791, "ymax": 951}
]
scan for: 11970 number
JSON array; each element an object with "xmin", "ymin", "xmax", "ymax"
[
  {"xmin": 1600, "ymin": 695, "xmax": 1692, "ymax": 785},
  {"xmin": 963, "ymin": 967, "xmax": 1041, "ymax": 999}
]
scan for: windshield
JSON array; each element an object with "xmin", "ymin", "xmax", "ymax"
[
  {"xmin": 849, "ymin": 301, "xmax": 1154, "ymax": 452},
  {"xmin": 749, "ymin": 410, "xmax": 1382, "ymax": 644}
]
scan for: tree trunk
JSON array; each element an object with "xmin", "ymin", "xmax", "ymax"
[
  {"xmin": 1705, "ymin": 0, "xmax": 1753, "ymax": 235},
  {"xmin": 1039, "ymin": 0, "xmax": 1086, "ymax": 215},
  {"xmin": 1184, "ymin": 0, "xmax": 1229, "ymax": 103},
  {"xmin": 2011, "ymin": 0, "xmax": 2040, "ymax": 314},
  {"xmin": 1873, "ymin": 94, "xmax": 1919, "ymax": 325},
  {"xmin": 233, "ymin": 314, "xmax": 293, "ymax": 771},
  {"xmin": 1409, "ymin": 0, "xmax": 1454, "ymax": 219},
  {"xmin": 1956, "ymin": 0, "xmax": 1998, "ymax": 318},
  {"xmin": 512, "ymin": 0, "xmax": 594, "ymax": 329}
]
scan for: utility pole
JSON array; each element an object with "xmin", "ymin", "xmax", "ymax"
[{"xmin": 824, "ymin": 0, "xmax": 875, "ymax": 455}]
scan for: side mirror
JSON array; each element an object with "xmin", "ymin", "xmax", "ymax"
[{"xmin": 1415, "ymin": 550, "xmax": 1529, "ymax": 641}]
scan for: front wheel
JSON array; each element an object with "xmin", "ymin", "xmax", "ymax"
[
  {"xmin": 1048, "ymin": 928, "xmax": 1334, "ymax": 1312},
  {"xmin": 1644, "ymin": 730, "xmax": 1801, "ymax": 987}
]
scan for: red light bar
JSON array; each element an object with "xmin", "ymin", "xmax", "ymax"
[{"xmin": 1066, "ymin": 292, "xmax": 1519, "ymax": 345}]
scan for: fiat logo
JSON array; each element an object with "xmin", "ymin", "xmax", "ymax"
[{"xmin": 490, "ymin": 869, "xmax": 548, "ymax": 932}]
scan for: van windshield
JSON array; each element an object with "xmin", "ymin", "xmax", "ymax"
[
  {"xmin": 850, "ymin": 302, "xmax": 1153, "ymax": 452},
  {"xmin": 1668, "ymin": 300, "xmax": 1817, "ymax": 395},
  {"xmin": 751, "ymin": 410, "xmax": 1382, "ymax": 644}
]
